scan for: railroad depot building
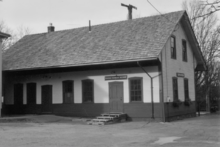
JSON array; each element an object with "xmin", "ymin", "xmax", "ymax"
[{"xmin": 2, "ymin": 11, "xmax": 205, "ymax": 121}]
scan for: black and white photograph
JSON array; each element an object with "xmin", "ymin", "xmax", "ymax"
[{"xmin": 0, "ymin": 0, "xmax": 219, "ymax": 146}]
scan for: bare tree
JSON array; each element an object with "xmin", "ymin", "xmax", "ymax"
[
  {"xmin": 0, "ymin": 20, "xmax": 31, "ymax": 51},
  {"xmin": 0, "ymin": 21, "xmax": 13, "ymax": 50},
  {"xmin": 183, "ymin": 0, "xmax": 220, "ymax": 111},
  {"xmin": 190, "ymin": 0, "xmax": 220, "ymax": 19}
]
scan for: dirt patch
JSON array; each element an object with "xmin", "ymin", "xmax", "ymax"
[{"xmin": 0, "ymin": 114, "xmax": 219, "ymax": 147}]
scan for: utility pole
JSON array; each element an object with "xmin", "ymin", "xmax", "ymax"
[{"xmin": 121, "ymin": 3, "xmax": 137, "ymax": 20}]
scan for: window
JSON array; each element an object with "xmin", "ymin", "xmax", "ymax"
[
  {"xmin": 63, "ymin": 80, "xmax": 74, "ymax": 103},
  {"xmin": 182, "ymin": 39, "xmax": 187, "ymax": 61},
  {"xmin": 82, "ymin": 79, "xmax": 94, "ymax": 103},
  {"xmin": 171, "ymin": 36, "xmax": 176, "ymax": 59},
  {"xmin": 184, "ymin": 78, "xmax": 189, "ymax": 100},
  {"xmin": 129, "ymin": 77, "xmax": 143, "ymax": 102},
  {"xmin": 27, "ymin": 83, "xmax": 36, "ymax": 104},
  {"xmin": 14, "ymin": 83, "xmax": 23, "ymax": 105},
  {"xmin": 172, "ymin": 77, "xmax": 178, "ymax": 101}
]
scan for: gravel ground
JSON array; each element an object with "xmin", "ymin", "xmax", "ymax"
[{"xmin": 0, "ymin": 113, "xmax": 219, "ymax": 147}]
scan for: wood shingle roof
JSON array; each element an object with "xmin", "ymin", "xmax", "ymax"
[{"xmin": 3, "ymin": 11, "xmax": 185, "ymax": 71}]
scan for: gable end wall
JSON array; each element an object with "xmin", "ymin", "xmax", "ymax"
[{"xmin": 161, "ymin": 22, "xmax": 196, "ymax": 103}]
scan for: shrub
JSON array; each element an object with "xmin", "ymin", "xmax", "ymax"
[
  {"xmin": 184, "ymin": 98, "xmax": 192, "ymax": 107},
  {"xmin": 172, "ymin": 99, "xmax": 182, "ymax": 108}
]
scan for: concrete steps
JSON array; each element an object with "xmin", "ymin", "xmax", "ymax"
[{"xmin": 87, "ymin": 112, "xmax": 127, "ymax": 125}]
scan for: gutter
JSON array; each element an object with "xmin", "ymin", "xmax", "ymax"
[
  {"xmin": 3, "ymin": 57, "xmax": 158, "ymax": 72},
  {"xmin": 137, "ymin": 61, "xmax": 161, "ymax": 119},
  {"xmin": 0, "ymin": 32, "xmax": 11, "ymax": 39}
]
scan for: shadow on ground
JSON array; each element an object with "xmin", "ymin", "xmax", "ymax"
[{"xmin": 0, "ymin": 115, "xmax": 89, "ymax": 124}]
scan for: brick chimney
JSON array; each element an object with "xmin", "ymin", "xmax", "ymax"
[{"xmin": 48, "ymin": 23, "xmax": 55, "ymax": 33}]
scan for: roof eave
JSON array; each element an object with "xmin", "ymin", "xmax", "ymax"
[
  {"xmin": 0, "ymin": 32, "xmax": 10, "ymax": 39},
  {"xmin": 181, "ymin": 12, "xmax": 207, "ymax": 71},
  {"xmin": 3, "ymin": 57, "xmax": 158, "ymax": 72},
  {"xmin": 195, "ymin": 64, "xmax": 206, "ymax": 71}
]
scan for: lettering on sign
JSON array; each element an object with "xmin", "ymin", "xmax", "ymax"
[
  {"xmin": 105, "ymin": 75, "xmax": 127, "ymax": 81},
  {"xmin": 176, "ymin": 73, "xmax": 185, "ymax": 77}
]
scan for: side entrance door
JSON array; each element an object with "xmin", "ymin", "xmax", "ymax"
[
  {"xmin": 41, "ymin": 85, "xmax": 52, "ymax": 113},
  {"xmin": 14, "ymin": 83, "xmax": 23, "ymax": 114},
  {"xmin": 14, "ymin": 83, "xmax": 23, "ymax": 105},
  {"xmin": 109, "ymin": 82, "xmax": 124, "ymax": 112}
]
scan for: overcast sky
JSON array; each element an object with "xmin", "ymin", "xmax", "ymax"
[{"xmin": 0, "ymin": 0, "xmax": 189, "ymax": 34}]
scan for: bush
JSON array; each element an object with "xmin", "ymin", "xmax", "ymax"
[
  {"xmin": 172, "ymin": 99, "xmax": 182, "ymax": 108},
  {"xmin": 184, "ymin": 98, "xmax": 192, "ymax": 107}
]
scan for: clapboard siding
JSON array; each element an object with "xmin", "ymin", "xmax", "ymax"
[
  {"xmin": 3, "ymin": 66, "xmax": 162, "ymax": 119},
  {"xmin": 3, "ymin": 103, "xmax": 163, "ymax": 120},
  {"xmin": 124, "ymin": 103, "xmax": 162, "ymax": 118},
  {"xmin": 160, "ymin": 22, "xmax": 197, "ymax": 119},
  {"xmin": 161, "ymin": 22, "xmax": 196, "ymax": 103},
  {"xmin": 53, "ymin": 104, "xmax": 110, "ymax": 117},
  {"xmin": 164, "ymin": 101, "xmax": 196, "ymax": 121},
  {"xmin": 4, "ymin": 66, "xmax": 160, "ymax": 105}
]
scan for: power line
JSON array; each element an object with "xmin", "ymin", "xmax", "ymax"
[
  {"xmin": 146, "ymin": 0, "xmax": 179, "ymax": 31},
  {"xmin": 146, "ymin": 0, "xmax": 176, "ymax": 24}
]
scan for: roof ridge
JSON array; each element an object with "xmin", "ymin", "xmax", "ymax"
[
  {"xmin": 26, "ymin": 10, "xmax": 185, "ymax": 37},
  {"xmin": 157, "ymin": 10, "xmax": 186, "ymax": 57},
  {"xmin": 3, "ymin": 10, "xmax": 186, "ymax": 71}
]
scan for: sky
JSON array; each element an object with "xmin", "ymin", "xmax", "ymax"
[{"xmin": 0, "ymin": 0, "xmax": 188, "ymax": 34}]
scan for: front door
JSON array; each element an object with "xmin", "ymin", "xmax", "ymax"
[
  {"xmin": 41, "ymin": 85, "xmax": 52, "ymax": 113},
  {"xmin": 109, "ymin": 82, "xmax": 123, "ymax": 112}
]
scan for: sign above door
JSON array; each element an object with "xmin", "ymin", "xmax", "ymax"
[
  {"xmin": 105, "ymin": 75, "xmax": 127, "ymax": 81},
  {"xmin": 176, "ymin": 73, "xmax": 185, "ymax": 78}
]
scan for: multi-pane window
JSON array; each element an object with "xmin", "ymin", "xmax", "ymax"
[
  {"xmin": 27, "ymin": 83, "xmax": 36, "ymax": 104},
  {"xmin": 182, "ymin": 39, "xmax": 187, "ymax": 61},
  {"xmin": 63, "ymin": 80, "xmax": 74, "ymax": 103},
  {"xmin": 172, "ymin": 77, "xmax": 178, "ymax": 101},
  {"xmin": 171, "ymin": 36, "xmax": 176, "ymax": 59},
  {"xmin": 82, "ymin": 79, "xmax": 94, "ymax": 103},
  {"xmin": 129, "ymin": 77, "xmax": 143, "ymax": 102},
  {"xmin": 184, "ymin": 78, "xmax": 189, "ymax": 100}
]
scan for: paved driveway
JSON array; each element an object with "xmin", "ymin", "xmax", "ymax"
[{"xmin": 0, "ymin": 113, "xmax": 219, "ymax": 147}]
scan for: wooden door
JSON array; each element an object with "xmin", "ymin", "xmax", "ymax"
[
  {"xmin": 109, "ymin": 82, "xmax": 123, "ymax": 112},
  {"xmin": 14, "ymin": 83, "xmax": 23, "ymax": 105},
  {"xmin": 41, "ymin": 85, "xmax": 52, "ymax": 113}
]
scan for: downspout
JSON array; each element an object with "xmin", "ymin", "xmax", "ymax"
[
  {"xmin": 159, "ymin": 52, "xmax": 166, "ymax": 122},
  {"xmin": 137, "ymin": 61, "xmax": 155, "ymax": 119},
  {"xmin": 193, "ymin": 56, "xmax": 199, "ymax": 116}
]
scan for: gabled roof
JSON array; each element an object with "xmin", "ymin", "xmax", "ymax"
[{"xmin": 3, "ymin": 10, "xmax": 204, "ymax": 71}]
